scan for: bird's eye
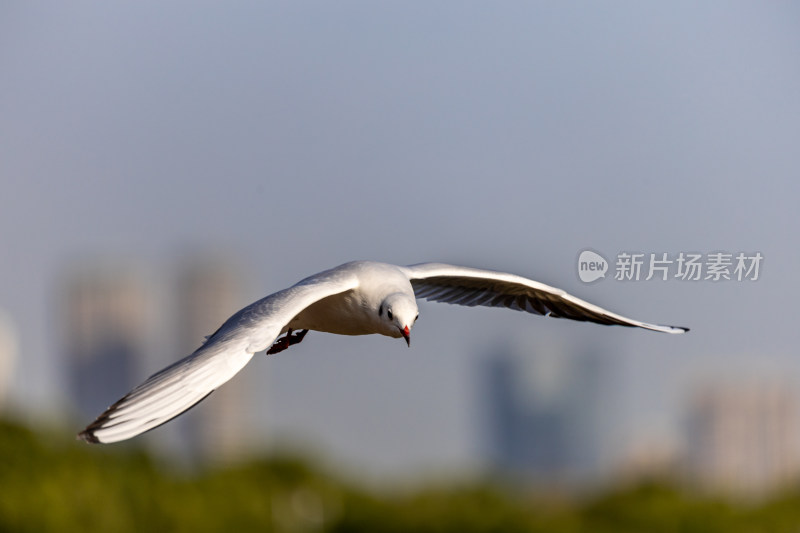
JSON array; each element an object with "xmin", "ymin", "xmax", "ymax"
[
  {"xmin": 414, "ymin": 313, "xmax": 419, "ymax": 323},
  {"xmin": 387, "ymin": 310, "xmax": 393, "ymax": 321}
]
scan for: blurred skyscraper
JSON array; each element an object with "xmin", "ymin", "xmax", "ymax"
[
  {"xmin": 684, "ymin": 382, "xmax": 800, "ymax": 498},
  {"xmin": 171, "ymin": 257, "xmax": 252, "ymax": 464},
  {"xmin": 61, "ymin": 257, "xmax": 253, "ymax": 464},
  {"xmin": 62, "ymin": 268, "xmax": 149, "ymax": 420},
  {"xmin": 481, "ymin": 336, "xmax": 617, "ymax": 491},
  {"xmin": 0, "ymin": 309, "xmax": 18, "ymax": 410}
]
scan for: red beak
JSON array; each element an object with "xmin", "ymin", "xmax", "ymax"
[{"xmin": 402, "ymin": 325, "xmax": 410, "ymax": 347}]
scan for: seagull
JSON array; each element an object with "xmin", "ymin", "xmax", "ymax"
[{"xmin": 78, "ymin": 260, "xmax": 688, "ymax": 444}]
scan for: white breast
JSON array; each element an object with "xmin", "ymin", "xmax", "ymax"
[{"xmin": 287, "ymin": 289, "xmax": 380, "ymax": 336}]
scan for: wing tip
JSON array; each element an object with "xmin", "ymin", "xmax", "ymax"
[{"xmin": 77, "ymin": 428, "xmax": 101, "ymax": 444}]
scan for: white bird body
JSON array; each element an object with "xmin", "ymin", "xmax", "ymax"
[
  {"xmin": 286, "ymin": 261, "xmax": 411, "ymax": 338},
  {"xmin": 79, "ymin": 260, "xmax": 687, "ymax": 444}
]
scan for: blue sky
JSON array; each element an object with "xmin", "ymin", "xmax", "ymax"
[{"xmin": 1, "ymin": 2, "xmax": 798, "ymax": 478}]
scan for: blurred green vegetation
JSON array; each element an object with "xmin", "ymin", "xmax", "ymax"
[{"xmin": 2, "ymin": 418, "xmax": 800, "ymax": 532}]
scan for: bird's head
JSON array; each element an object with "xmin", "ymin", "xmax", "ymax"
[{"xmin": 378, "ymin": 292, "xmax": 419, "ymax": 346}]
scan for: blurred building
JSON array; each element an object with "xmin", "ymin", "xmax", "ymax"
[
  {"xmin": 62, "ymin": 257, "xmax": 254, "ymax": 463},
  {"xmin": 481, "ymin": 337, "xmax": 617, "ymax": 491},
  {"xmin": 62, "ymin": 268, "xmax": 149, "ymax": 420},
  {"xmin": 170, "ymin": 258, "xmax": 252, "ymax": 464},
  {"xmin": 684, "ymin": 382, "xmax": 800, "ymax": 498},
  {"xmin": 0, "ymin": 309, "xmax": 18, "ymax": 410}
]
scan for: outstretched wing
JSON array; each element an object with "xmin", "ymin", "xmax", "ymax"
[
  {"xmin": 78, "ymin": 268, "xmax": 360, "ymax": 444},
  {"xmin": 402, "ymin": 263, "xmax": 688, "ymax": 334}
]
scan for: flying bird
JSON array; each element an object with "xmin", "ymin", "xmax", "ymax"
[{"xmin": 78, "ymin": 261, "xmax": 688, "ymax": 444}]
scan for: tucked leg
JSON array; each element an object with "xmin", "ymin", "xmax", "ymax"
[
  {"xmin": 266, "ymin": 329, "xmax": 309, "ymax": 355},
  {"xmin": 289, "ymin": 328, "xmax": 309, "ymax": 346}
]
